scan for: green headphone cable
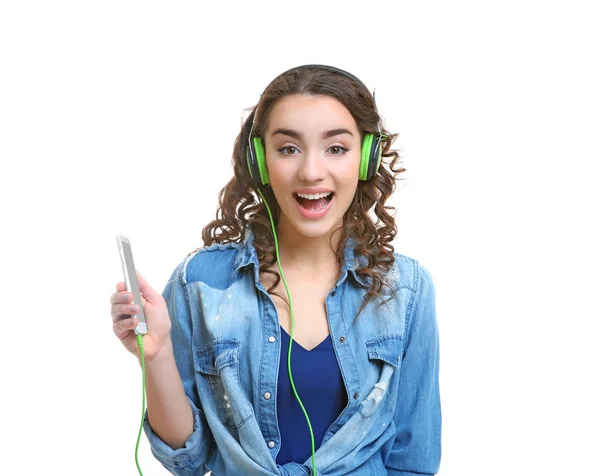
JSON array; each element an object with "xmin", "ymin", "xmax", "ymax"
[
  {"xmin": 135, "ymin": 334, "xmax": 146, "ymax": 476},
  {"xmin": 257, "ymin": 188, "xmax": 317, "ymax": 475}
]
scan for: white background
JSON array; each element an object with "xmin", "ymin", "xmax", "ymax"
[{"xmin": 1, "ymin": 1, "xmax": 598, "ymax": 475}]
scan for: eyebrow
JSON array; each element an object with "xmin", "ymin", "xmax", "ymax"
[{"xmin": 271, "ymin": 128, "xmax": 354, "ymax": 140}]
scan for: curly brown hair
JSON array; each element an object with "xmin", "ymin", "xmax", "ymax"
[{"xmin": 200, "ymin": 65, "xmax": 406, "ymax": 319}]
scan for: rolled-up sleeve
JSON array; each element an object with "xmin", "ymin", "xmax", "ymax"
[
  {"xmin": 386, "ymin": 263, "xmax": 442, "ymax": 475},
  {"xmin": 142, "ymin": 261, "xmax": 215, "ymax": 474}
]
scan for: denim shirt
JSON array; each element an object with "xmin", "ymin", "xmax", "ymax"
[{"xmin": 143, "ymin": 227, "xmax": 441, "ymax": 475}]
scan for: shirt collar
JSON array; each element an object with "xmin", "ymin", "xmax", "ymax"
[{"xmin": 231, "ymin": 225, "xmax": 370, "ymax": 288}]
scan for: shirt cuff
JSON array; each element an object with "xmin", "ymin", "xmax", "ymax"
[{"xmin": 143, "ymin": 396, "xmax": 209, "ymax": 472}]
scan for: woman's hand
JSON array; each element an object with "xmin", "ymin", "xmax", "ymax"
[{"xmin": 110, "ymin": 272, "xmax": 172, "ymax": 363}]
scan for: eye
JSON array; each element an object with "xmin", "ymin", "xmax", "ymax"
[
  {"xmin": 328, "ymin": 146, "xmax": 348, "ymax": 155},
  {"xmin": 278, "ymin": 146, "xmax": 300, "ymax": 155}
]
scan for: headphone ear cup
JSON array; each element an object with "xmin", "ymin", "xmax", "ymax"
[
  {"xmin": 360, "ymin": 133, "xmax": 383, "ymax": 181},
  {"xmin": 246, "ymin": 137, "xmax": 270, "ymax": 186},
  {"xmin": 366, "ymin": 132, "xmax": 383, "ymax": 180},
  {"xmin": 359, "ymin": 133, "xmax": 373, "ymax": 181}
]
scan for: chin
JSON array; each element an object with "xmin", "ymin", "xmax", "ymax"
[{"xmin": 289, "ymin": 218, "xmax": 342, "ymax": 240}]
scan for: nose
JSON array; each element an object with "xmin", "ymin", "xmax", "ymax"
[{"xmin": 298, "ymin": 148, "xmax": 326, "ymax": 183}]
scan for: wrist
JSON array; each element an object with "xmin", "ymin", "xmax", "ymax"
[{"xmin": 138, "ymin": 337, "xmax": 175, "ymax": 366}]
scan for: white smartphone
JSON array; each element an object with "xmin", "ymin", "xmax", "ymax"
[{"xmin": 116, "ymin": 234, "xmax": 148, "ymax": 335}]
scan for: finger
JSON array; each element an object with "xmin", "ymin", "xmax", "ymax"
[
  {"xmin": 137, "ymin": 271, "xmax": 160, "ymax": 303},
  {"xmin": 111, "ymin": 302, "xmax": 140, "ymax": 323},
  {"xmin": 110, "ymin": 290, "xmax": 132, "ymax": 306},
  {"xmin": 116, "ymin": 281, "xmax": 126, "ymax": 292},
  {"xmin": 114, "ymin": 316, "xmax": 138, "ymax": 336}
]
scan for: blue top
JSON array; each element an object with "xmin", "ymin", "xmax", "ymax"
[
  {"xmin": 143, "ymin": 225, "xmax": 441, "ymax": 475},
  {"xmin": 276, "ymin": 327, "xmax": 348, "ymax": 465}
]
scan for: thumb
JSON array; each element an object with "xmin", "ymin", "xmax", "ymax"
[{"xmin": 136, "ymin": 271, "xmax": 160, "ymax": 303}]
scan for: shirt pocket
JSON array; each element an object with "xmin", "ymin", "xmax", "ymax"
[
  {"xmin": 196, "ymin": 338, "xmax": 254, "ymax": 429},
  {"xmin": 359, "ymin": 333, "xmax": 404, "ymax": 418}
]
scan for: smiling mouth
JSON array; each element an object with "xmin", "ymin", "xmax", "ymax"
[{"xmin": 293, "ymin": 192, "xmax": 334, "ymax": 211}]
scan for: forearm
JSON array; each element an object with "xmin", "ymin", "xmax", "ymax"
[{"xmin": 141, "ymin": 341, "xmax": 194, "ymax": 450}]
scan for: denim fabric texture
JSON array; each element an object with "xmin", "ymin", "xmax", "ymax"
[{"xmin": 143, "ymin": 226, "xmax": 441, "ymax": 475}]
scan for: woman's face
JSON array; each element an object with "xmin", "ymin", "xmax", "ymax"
[{"xmin": 263, "ymin": 94, "xmax": 362, "ymax": 240}]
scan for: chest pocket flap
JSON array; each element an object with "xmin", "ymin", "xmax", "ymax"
[
  {"xmin": 196, "ymin": 338, "xmax": 240, "ymax": 375},
  {"xmin": 366, "ymin": 333, "xmax": 404, "ymax": 368}
]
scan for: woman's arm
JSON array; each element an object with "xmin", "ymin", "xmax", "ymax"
[{"xmin": 142, "ymin": 340, "xmax": 193, "ymax": 450}]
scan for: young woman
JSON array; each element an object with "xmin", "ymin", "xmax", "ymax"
[{"xmin": 110, "ymin": 64, "xmax": 441, "ymax": 475}]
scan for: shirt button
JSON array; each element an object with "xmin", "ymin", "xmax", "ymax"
[
  {"xmin": 331, "ymin": 290, "xmax": 337, "ymax": 296},
  {"xmin": 339, "ymin": 336, "xmax": 346, "ymax": 343},
  {"xmin": 264, "ymin": 392, "xmax": 272, "ymax": 400},
  {"xmin": 353, "ymin": 392, "xmax": 359, "ymax": 399},
  {"xmin": 268, "ymin": 336, "xmax": 276, "ymax": 343},
  {"xmin": 268, "ymin": 441, "xmax": 276, "ymax": 449}
]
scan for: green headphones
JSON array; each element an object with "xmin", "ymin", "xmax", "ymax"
[{"xmin": 246, "ymin": 64, "xmax": 384, "ymax": 187}]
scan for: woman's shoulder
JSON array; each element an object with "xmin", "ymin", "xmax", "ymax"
[
  {"xmin": 390, "ymin": 251, "xmax": 435, "ymax": 292},
  {"xmin": 173, "ymin": 241, "xmax": 245, "ymax": 287}
]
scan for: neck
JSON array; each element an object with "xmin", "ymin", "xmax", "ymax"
[{"xmin": 273, "ymin": 225, "xmax": 343, "ymax": 276}]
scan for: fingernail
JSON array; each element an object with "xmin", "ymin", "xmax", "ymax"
[{"xmin": 129, "ymin": 304, "xmax": 138, "ymax": 312}]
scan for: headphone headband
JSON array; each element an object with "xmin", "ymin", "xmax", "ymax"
[{"xmin": 250, "ymin": 64, "xmax": 381, "ymax": 143}]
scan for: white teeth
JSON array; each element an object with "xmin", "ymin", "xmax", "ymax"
[{"xmin": 296, "ymin": 192, "xmax": 333, "ymax": 200}]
